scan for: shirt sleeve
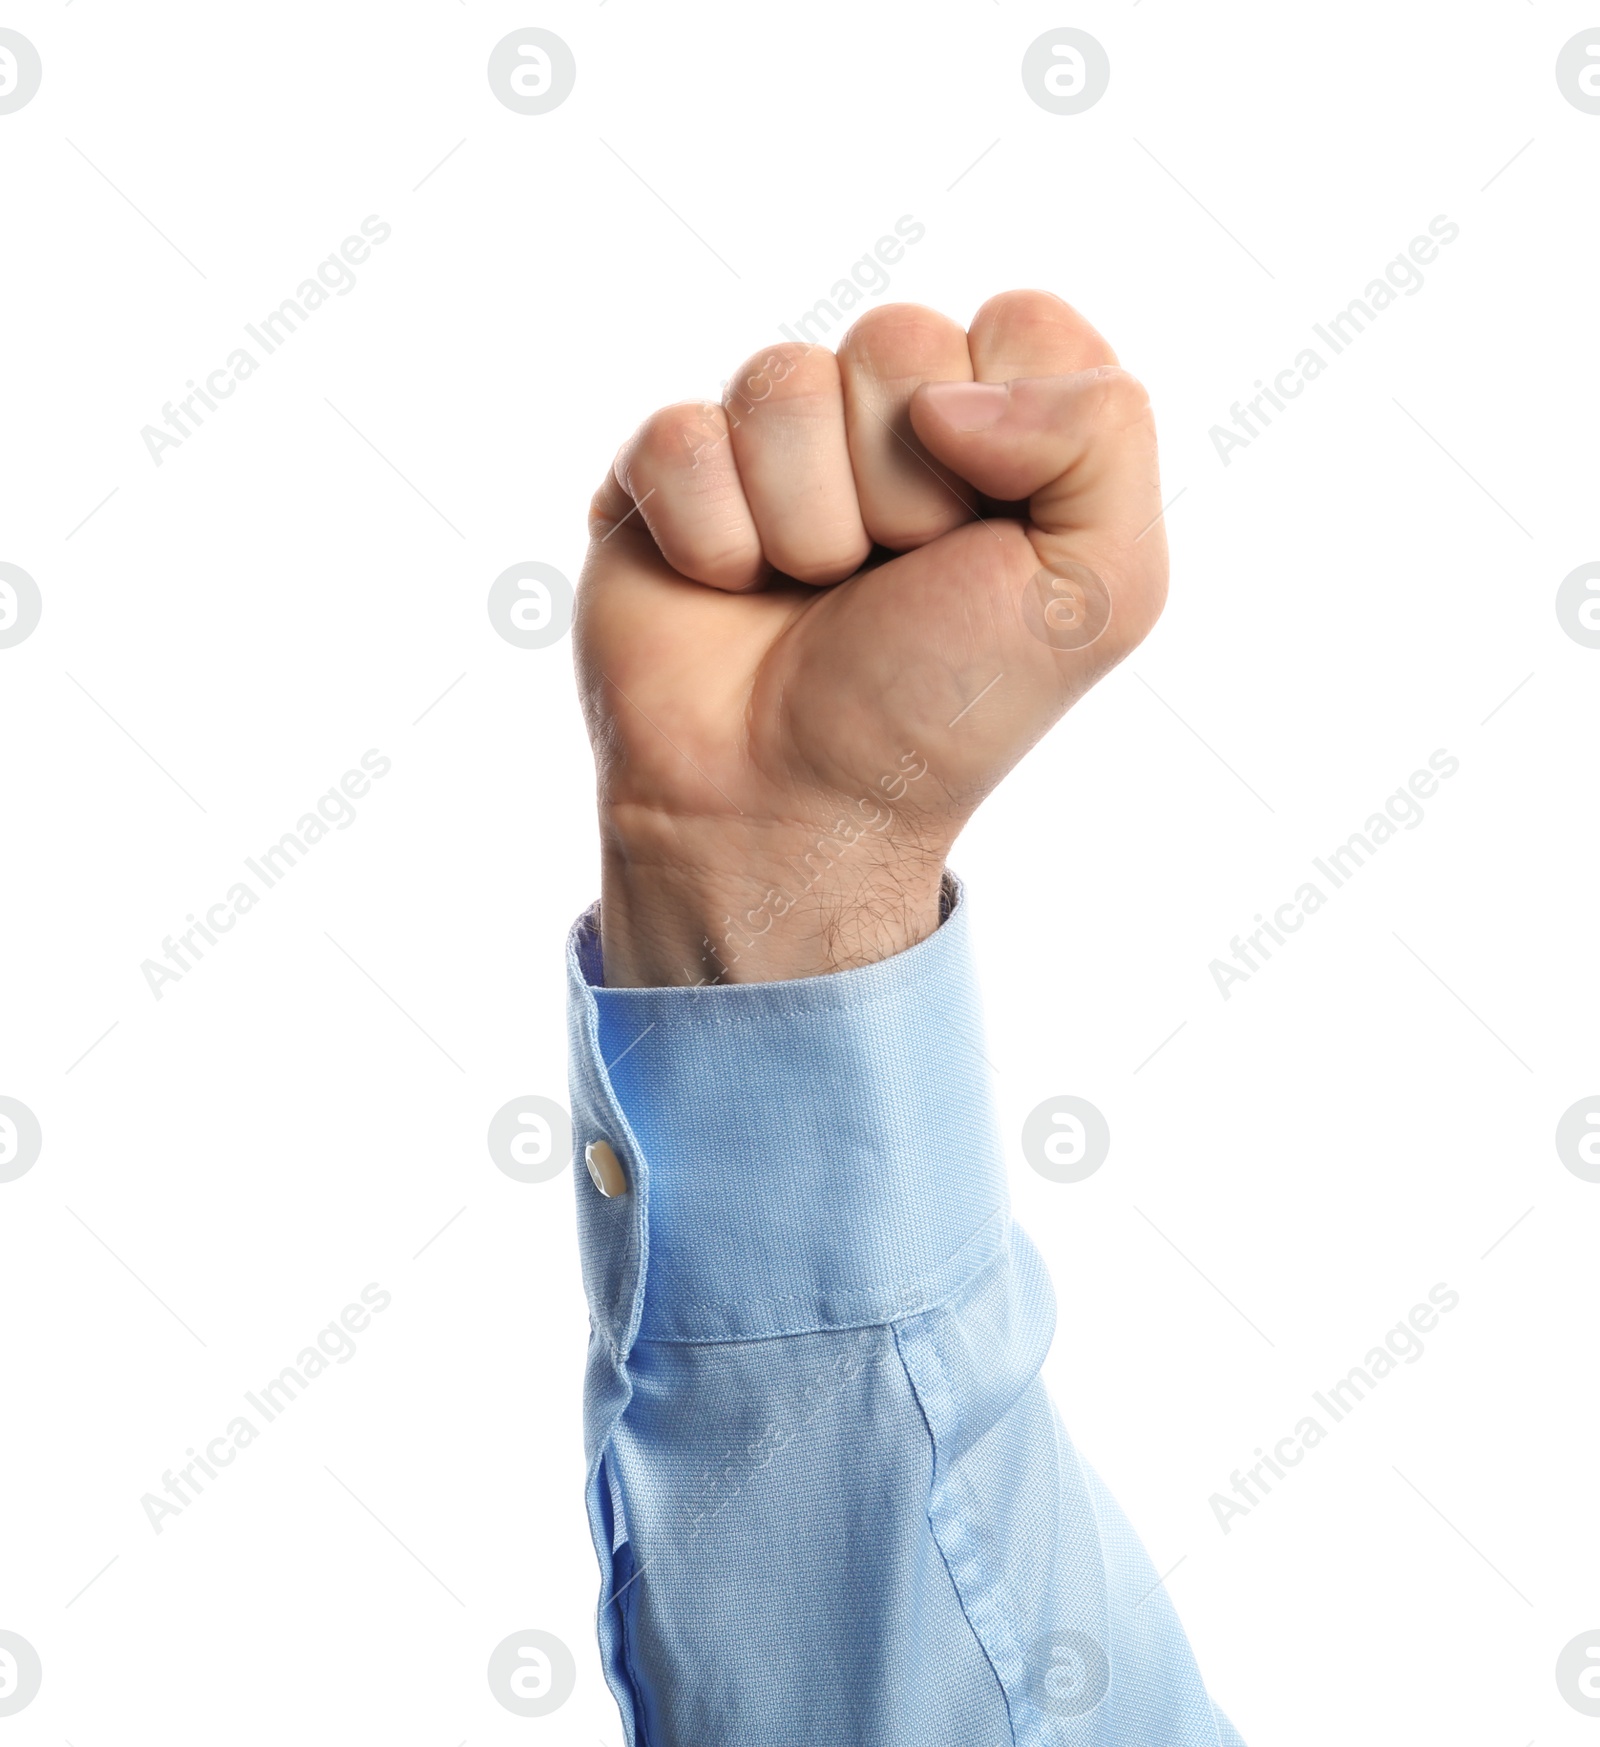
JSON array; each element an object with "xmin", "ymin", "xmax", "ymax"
[{"xmin": 566, "ymin": 877, "xmax": 1246, "ymax": 1747}]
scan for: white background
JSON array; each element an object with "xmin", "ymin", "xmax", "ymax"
[{"xmin": 2, "ymin": 3, "xmax": 1597, "ymax": 1742}]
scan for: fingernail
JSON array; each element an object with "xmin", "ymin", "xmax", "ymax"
[{"xmin": 921, "ymin": 380, "xmax": 1010, "ymax": 432}]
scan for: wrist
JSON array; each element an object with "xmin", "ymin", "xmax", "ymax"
[{"xmin": 596, "ymin": 809, "xmax": 947, "ymax": 988}]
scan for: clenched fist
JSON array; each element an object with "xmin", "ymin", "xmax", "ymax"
[{"xmin": 576, "ymin": 291, "xmax": 1167, "ymax": 987}]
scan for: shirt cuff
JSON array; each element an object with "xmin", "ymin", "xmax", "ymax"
[{"xmin": 565, "ymin": 875, "xmax": 1010, "ymax": 1351}]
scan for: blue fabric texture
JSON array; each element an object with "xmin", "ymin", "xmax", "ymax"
[{"xmin": 567, "ymin": 880, "xmax": 1244, "ymax": 1746}]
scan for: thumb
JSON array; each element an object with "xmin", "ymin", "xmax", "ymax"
[{"xmin": 908, "ymin": 368, "xmax": 1163, "ymax": 553}]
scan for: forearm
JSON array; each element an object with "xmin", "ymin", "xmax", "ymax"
[
  {"xmin": 595, "ymin": 809, "xmax": 946, "ymax": 988},
  {"xmin": 566, "ymin": 880, "xmax": 1243, "ymax": 1746}
]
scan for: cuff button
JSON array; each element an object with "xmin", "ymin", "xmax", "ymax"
[{"xmin": 584, "ymin": 1139, "xmax": 628, "ymax": 1199}]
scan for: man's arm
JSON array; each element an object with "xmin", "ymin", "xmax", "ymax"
[{"xmin": 566, "ymin": 294, "xmax": 1243, "ymax": 1744}]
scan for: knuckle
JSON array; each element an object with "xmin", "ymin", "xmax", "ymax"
[
  {"xmin": 974, "ymin": 287, "xmax": 1070, "ymax": 321},
  {"xmin": 587, "ymin": 485, "xmax": 616, "ymax": 538},
  {"xmin": 1089, "ymin": 366, "xmax": 1153, "ymax": 422},
  {"xmin": 971, "ymin": 289, "xmax": 1117, "ymax": 369},
  {"xmin": 588, "ymin": 466, "xmax": 633, "ymax": 538},
  {"xmin": 628, "ymin": 401, "xmax": 726, "ymax": 478},
  {"xmin": 724, "ymin": 340, "xmax": 836, "ymax": 409},
  {"xmin": 839, "ymin": 302, "xmax": 963, "ymax": 373}
]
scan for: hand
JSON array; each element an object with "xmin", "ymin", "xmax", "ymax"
[{"xmin": 575, "ymin": 291, "xmax": 1168, "ymax": 987}]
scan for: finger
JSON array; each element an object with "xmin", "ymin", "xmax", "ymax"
[
  {"xmin": 908, "ymin": 368, "xmax": 1164, "ymax": 564},
  {"xmin": 836, "ymin": 303, "xmax": 976, "ymax": 549},
  {"xmin": 965, "ymin": 288, "xmax": 1117, "ymax": 383},
  {"xmin": 612, "ymin": 401, "xmax": 767, "ymax": 592},
  {"xmin": 724, "ymin": 343, "xmax": 871, "ymax": 586}
]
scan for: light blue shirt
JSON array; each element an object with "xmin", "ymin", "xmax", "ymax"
[{"xmin": 567, "ymin": 879, "xmax": 1244, "ymax": 1746}]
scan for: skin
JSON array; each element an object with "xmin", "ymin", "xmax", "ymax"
[{"xmin": 575, "ymin": 291, "xmax": 1169, "ymax": 987}]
